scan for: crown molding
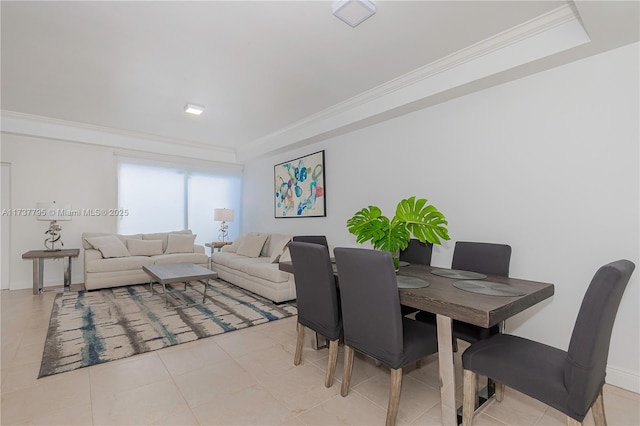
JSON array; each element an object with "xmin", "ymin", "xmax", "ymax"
[
  {"xmin": 237, "ymin": 4, "xmax": 589, "ymax": 162},
  {"xmin": 1, "ymin": 110, "xmax": 237, "ymax": 164}
]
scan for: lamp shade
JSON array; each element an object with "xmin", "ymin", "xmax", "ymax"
[
  {"xmin": 214, "ymin": 208, "xmax": 234, "ymax": 222},
  {"xmin": 36, "ymin": 202, "xmax": 72, "ymax": 221}
]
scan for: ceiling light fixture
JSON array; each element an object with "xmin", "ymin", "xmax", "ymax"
[
  {"xmin": 184, "ymin": 103, "xmax": 204, "ymax": 115},
  {"xmin": 332, "ymin": 0, "xmax": 376, "ymax": 28}
]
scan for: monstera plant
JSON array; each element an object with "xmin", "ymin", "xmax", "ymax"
[{"xmin": 346, "ymin": 196, "xmax": 450, "ymax": 268}]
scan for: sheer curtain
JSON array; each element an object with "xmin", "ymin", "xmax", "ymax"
[{"xmin": 117, "ymin": 157, "xmax": 242, "ymax": 245}]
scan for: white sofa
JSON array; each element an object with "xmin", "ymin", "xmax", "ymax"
[
  {"xmin": 211, "ymin": 232, "xmax": 296, "ymax": 303},
  {"xmin": 82, "ymin": 230, "xmax": 209, "ymax": 290}
]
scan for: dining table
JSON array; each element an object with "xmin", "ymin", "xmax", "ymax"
[{"xmin": 279, "ymin": 260, "xmax": 554, "ymax": 426}]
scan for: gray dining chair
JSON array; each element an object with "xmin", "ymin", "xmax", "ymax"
[
  {"xmin": 461, "ymin": 259, "xmax": 635, "ymax": 426},
  {"xmin": 292, "ymin": 235, "xmax": 328, "ymax": 247},
  {"xmin": 416, "ymin": 241, "xmax": 511, "ymax": 350},
  {"xmin": 334, "ymin": 247, "xmax": 438, "ymax": 426},
  {"xmin": 399, "ymin": 238, "xmax": 433, "ymax": 265},
  {"xmin": 288, "ymin": 241, "xmax": 342, "ymax": 387},
  {"xmin": 400, "ymin": 239, "xmax": 433, "ymax": 316}
]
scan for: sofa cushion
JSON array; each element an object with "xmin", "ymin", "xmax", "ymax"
[
  {"xmin": 244, "ymin": 263, "xmax": 292, "ymax": 283},
  {"xmin": 268, "ymin": 236, "xmax": 291, "ymax": 263},
  {"xmin": 86, "ymin": 256, "xmax": 154, "ymax": 273},
  {"xmin": 127, "ymin": 239, "xmax": 163, "ymax": 256},
  {"xmin": 211, "ymin": 252, "xmax": 241, "ymax": 268},
  {"xmin": 165, "ymin": 233, "xmax": 196, "ymax": 254},
  {"xmin": 221, "ymin": 244, "xmax": 236, "ymax": 253},
  {"xmin": 86, "ymin": 235, "xmax": 131, "ymax": 258},
  {"xmin": 223, "ymin": 234, "xmax": 247, "ymax": 253},
  {"xmin": 143, "ymin": 230, "xmax": 192, "ymax": 251},
  {"xmin": 82, "ymin": 232, "xmax": 142, "ymax": 250},
  {"xmin": 153, "ymin": 253, "xmax": 209, "ymax": 265},
  {"xmin": 279, "ymin": 247, "xmax": 291, "ymax": 263},
  {"xmin": 226, "ymin": 256, "xmax": 271, "ymax": 273},
  {"xmin": 260, "ymin": 233, "xmax": 292, "ymax": 257},
  {"xmin": 236, "ymin": 233, "xmax": 269, "ymax": 258}
]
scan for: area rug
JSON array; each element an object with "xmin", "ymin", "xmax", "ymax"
[{"xmin": 39, "ymin": 280, "xmax": 297, "ymax": 378}]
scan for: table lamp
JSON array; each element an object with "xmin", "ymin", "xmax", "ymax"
[
  {"xmin": 214, "ymin": 208, "xmax": 234, "ymax": 242},
  {"xmin": 36, "ymin": 201, "xmax": 72, "ymax": 251}
]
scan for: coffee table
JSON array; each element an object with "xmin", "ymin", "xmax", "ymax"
[{"xmin": 143, "ymin": 263, "xmax": 218, "ymax": 307}]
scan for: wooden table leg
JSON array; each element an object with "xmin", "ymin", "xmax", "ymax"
[{"xmin": 437, "ymin": 314, "xmax": 457, "ymax": 426}]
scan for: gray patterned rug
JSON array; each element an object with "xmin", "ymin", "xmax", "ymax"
[{"xmin": 39, "ymin": 280, "xmax": 297, "ymax": 378}]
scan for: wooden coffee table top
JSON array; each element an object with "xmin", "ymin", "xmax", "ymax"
[
  {"xmin": 143, "ymin": 263, "xmax": 218, "ymax": 285},
  {"xmin": 22, "ymin": 249, "xmax": 80, "ymax": 259}
]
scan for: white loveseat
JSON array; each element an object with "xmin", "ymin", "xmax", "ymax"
[
  {"xmin": 211, "ymin": 232, "xmax": 296, "ymax": 303},
  {"xmin": 82, "ymin": 230, "xmax": 209, "ymax": 290}
]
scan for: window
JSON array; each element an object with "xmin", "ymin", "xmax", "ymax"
[{"xmin": 117, "ymin": 158, "xmax": 242, "ymax": 245}]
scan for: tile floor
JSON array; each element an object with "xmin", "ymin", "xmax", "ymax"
[{"xmin": 1, "ymin": 287, "xmax": 639, "ymax": 425}]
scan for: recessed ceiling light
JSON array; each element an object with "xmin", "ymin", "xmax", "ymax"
[
  {"xmin": 184, "ymin": 103, "xmax": 204, "ymax": 115},
  {"xmin": 332, "ymin": 0, "xmax": 376, "ymax": 28}
]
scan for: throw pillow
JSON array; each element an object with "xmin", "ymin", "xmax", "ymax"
[
  {"xmin": 236, "ymin": 233, "xmax": 269, "ymax": 258},
  {"xmin": 165, "ymin": 233, "xmax": 196, "ymax": 254},
  {"xmin": 127, "ymin": 239, "xmax": 163, "ymax": 256},
  {"xmin": 279, "ymin": 247, "xmax": 291, "ymax": 263},
  {"xmin": 223, "ymin": 233, "xmax": 247, "ymax": 253},
  {"xmin": 269, "ymin": 237, "xmax": 291, "ymax": 263},
  {"xmin": 86, "ymin": 235, "xmax": 131, "ymax": 258}
]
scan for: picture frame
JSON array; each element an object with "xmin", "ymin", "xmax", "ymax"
[{"xmin": 274, "ymin": 150, "xmax": 326, "ymax": 218}]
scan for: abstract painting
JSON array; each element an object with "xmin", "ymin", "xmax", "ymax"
[{"xmin": 274, "ymin": 150, "xmax": 326, "ymax": 218}]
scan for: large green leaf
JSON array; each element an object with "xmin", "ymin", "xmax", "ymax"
[
  {"xmin": 346, "ymin": 197, "xmax": 450, "ymax": 258},
  {"xmin": 346, "ymin": 206, "xmax": 388, "ymax": 245},
  {"xmin": 373, "ymin": 221, "xmax": 410, "ymax": 253},
  {"xmin": 395, "ymin": 196, "xmax": 450, "ymax": 245}
]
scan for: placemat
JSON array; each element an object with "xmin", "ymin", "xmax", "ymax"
[
  {"xmin": 397, "ymin": 275, "xmax": 430, "ymax": 289},
  {"xmin": 431, "ymin": 269, "xmax": 487, "ymax": 280},
  {"xmin": 453, "ymin": 280, "xmax": 525, "ymax": 296}
]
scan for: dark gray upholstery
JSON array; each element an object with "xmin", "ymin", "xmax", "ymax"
[
  {"xmin": 462, "ymin": 260, "xmax": 635, "ymax": 422},
  {"xmin": 334, "ymin": 247, "xmax": 438, "ymax": 369},
  {"xmin": 400, "ymin": 239, "xmax": 432, "ymax": 316},
  {"xmin": 289, "ymin": 242, "xmax": 341, "ymax": 341},
  {"xmin": 416, "ymin": 241, "xmax": 511, "ymax": 342},
  {"xmin": 452, "ymin": 241, "xmax": 511, "ymax": 277},
  {"xmin": 292, "ymin": 235, "xmax": 328, "ymax": 247},
  {"xmin": 399, "ymin": 239, "xmax": 433, "ymax": 265}
]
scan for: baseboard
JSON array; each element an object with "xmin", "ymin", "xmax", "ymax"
[{"xmin": 607, "ymin": 365, "xmax": 640, "ymax": 393}]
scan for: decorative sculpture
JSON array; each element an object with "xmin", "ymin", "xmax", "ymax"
[{"xmin": 44, "ymin": 220, "xmax": 64, "ymax": 251}]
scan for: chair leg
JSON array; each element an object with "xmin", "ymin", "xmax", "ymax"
[
  {"xmin": 452, "ymin": 337, "xmax": 458, "ymax": 353},
  {"xmin": 294, "ymin": 322, "xmax": 304, "ymax": 366},
  {"xmin": 462, "ymin": 369, "xmax": 478, "ymax": 426},
  {"xmin": 341, "ymin": 345, "xmax": 355, "ymax": 397},
  {"xmin": 415, "ymin": 359, "xmax": 423, "ymax": 369},
  {"xmin": 386, "ymin": 368, "xmax": 403, "ymax": 426},
  {"xmin": 325, "ymin": 339, "xmax": 339, "ymax": 387},
  {"xmin": 495, "ymin": 381, "xmax": 505, "ymax": 402},
  {"xmin": 591, "ymin": 387, "xmax": 607, "ymax": 426}
]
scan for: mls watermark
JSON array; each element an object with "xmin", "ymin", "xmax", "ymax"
[{"xmin": 1, "ymin": 208, "xmax": 129, "ymax": 217}]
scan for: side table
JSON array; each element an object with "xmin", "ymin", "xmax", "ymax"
[{"xmin": 22, "ymin": 249, "xmax": 80, "ymax": 295}]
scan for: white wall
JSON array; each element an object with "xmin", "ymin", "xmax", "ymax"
[
  {"xmin": 242, "ymin": 43, "xmax": 640, "ymax": 391},
  {"xmin": 1, "ymin": 135, "xmax": 119, "ymax": 289},
  {"xmin": 0, "ymin": 135, "xmax": 243, "ymax": 290}
]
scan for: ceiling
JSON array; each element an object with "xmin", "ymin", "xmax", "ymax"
[{"xmin": 1, "ymin": 1, "xmax": 638, "ymax": 162}]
